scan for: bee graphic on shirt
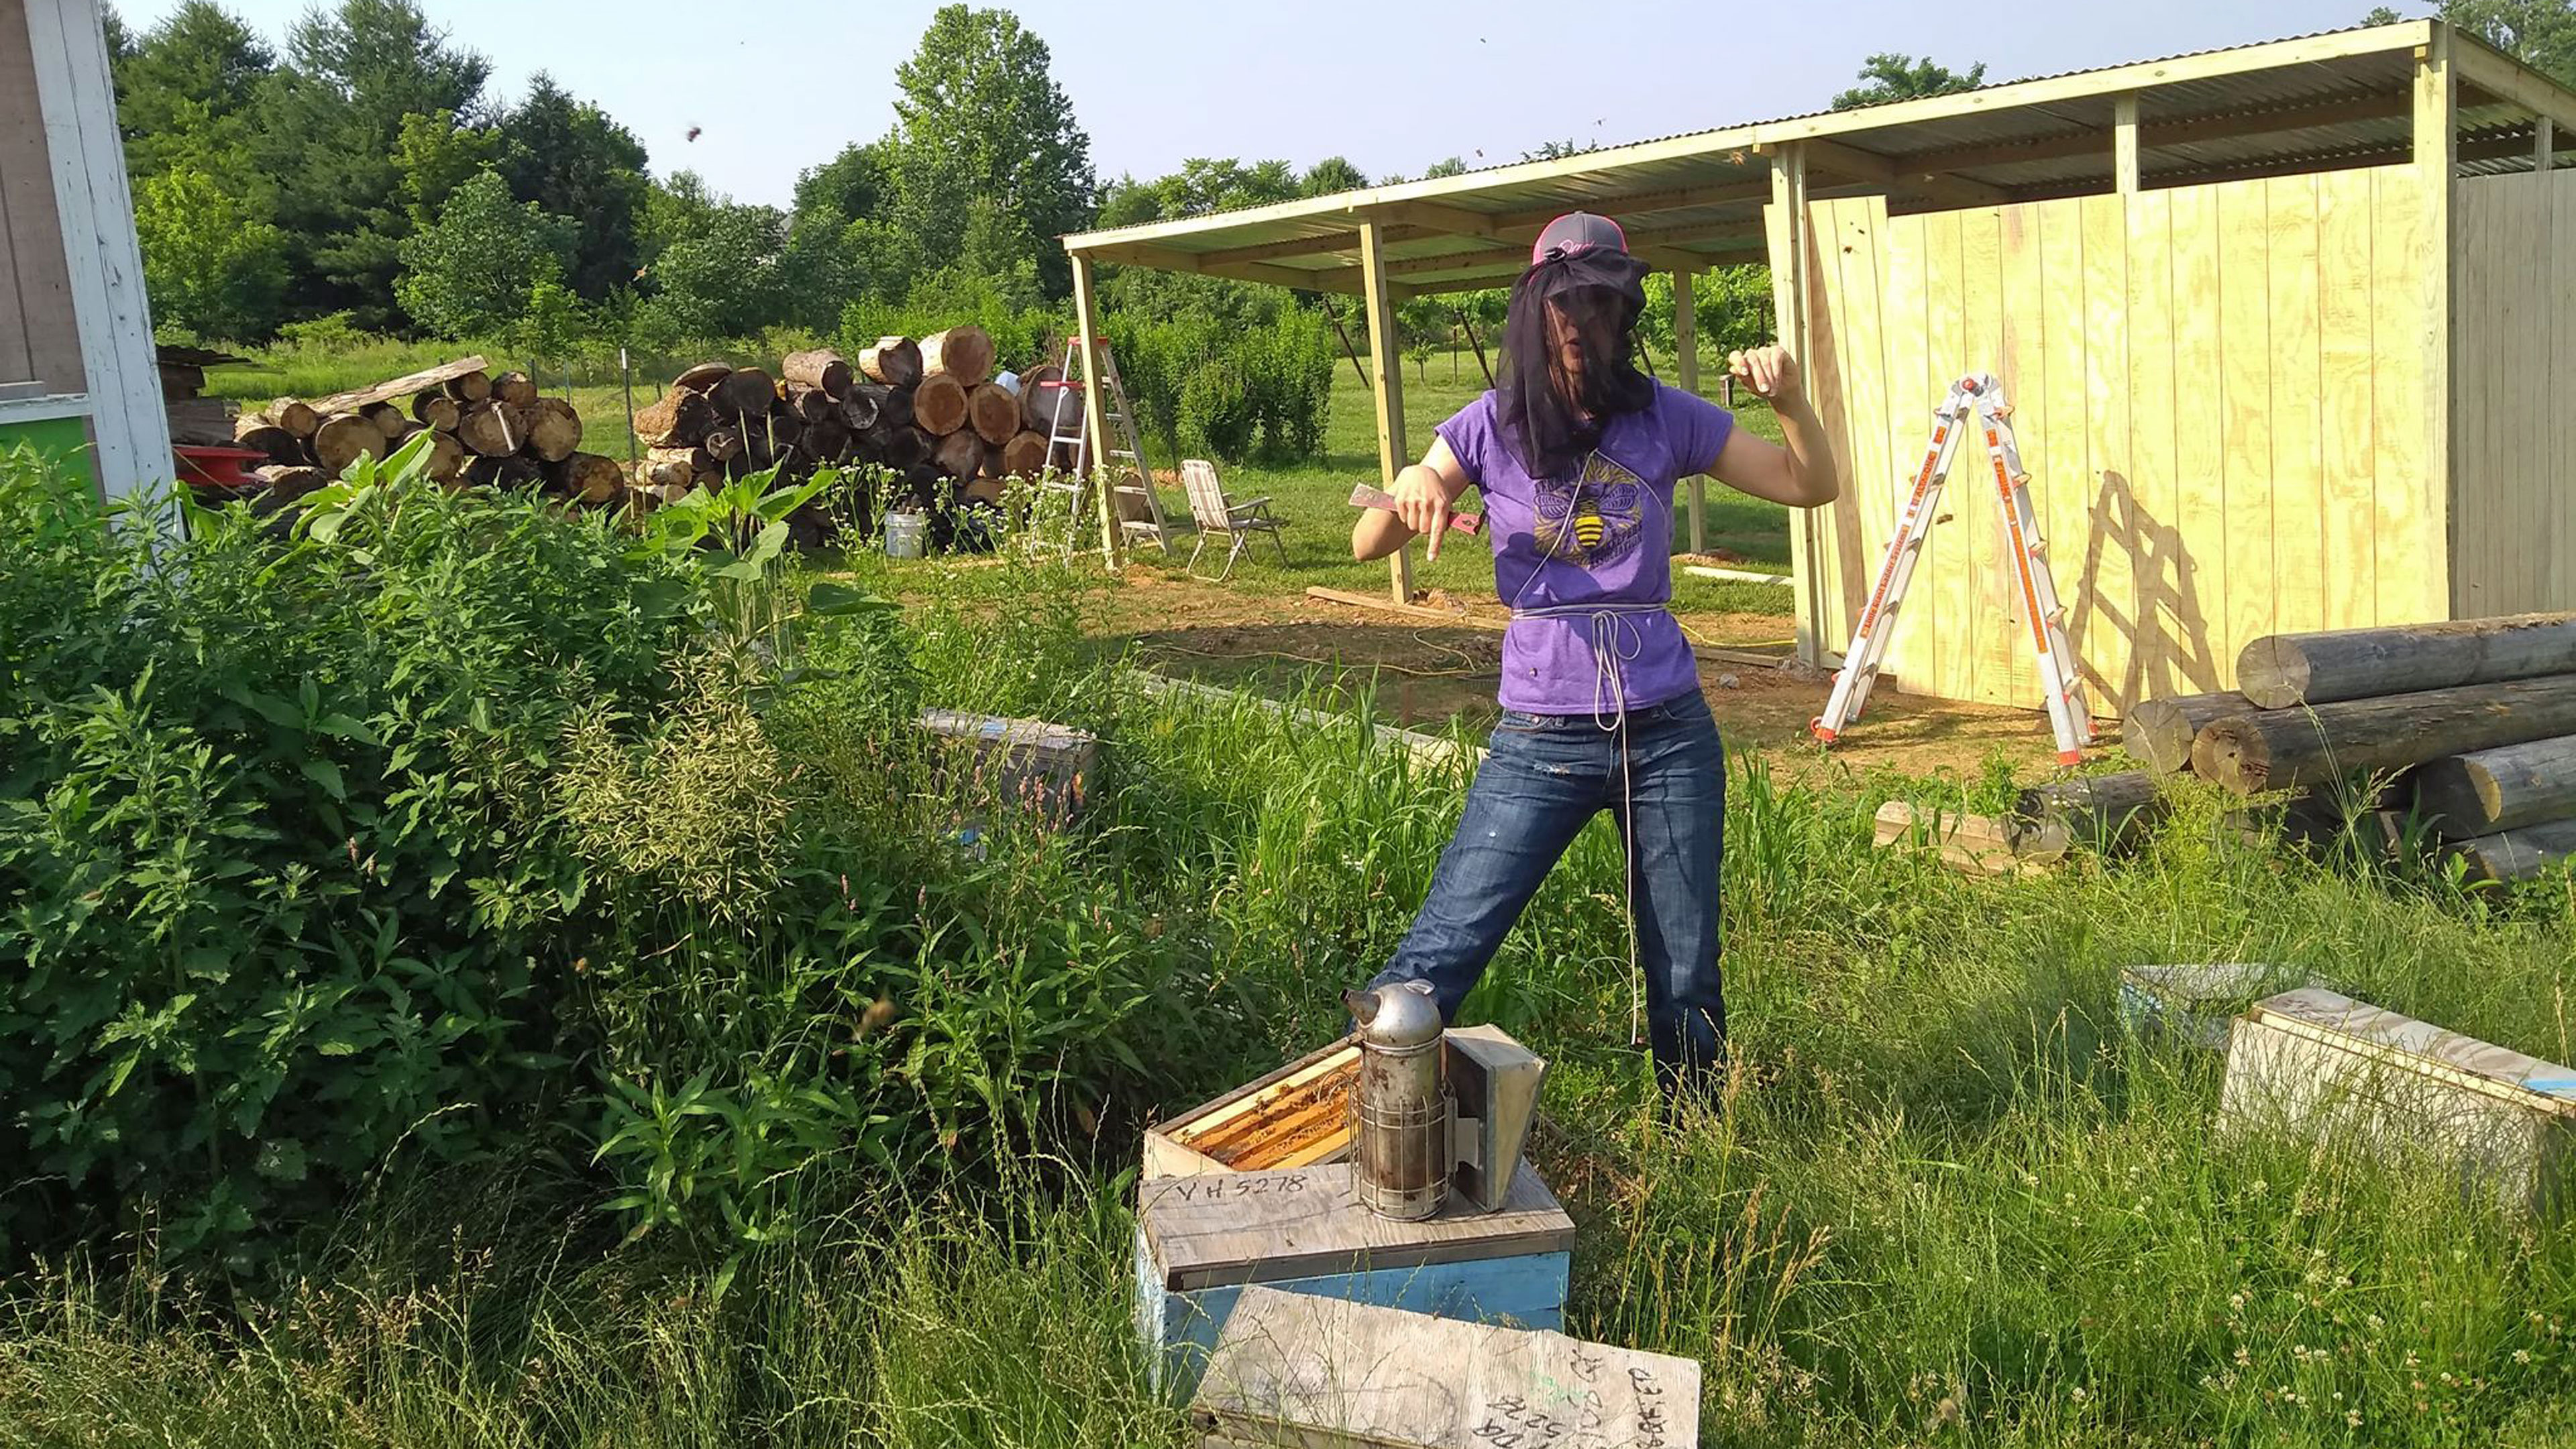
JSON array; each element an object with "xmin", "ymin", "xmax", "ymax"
[
  {"xmin": 1568, "ymin": 498, "xmax": 1607, "ymax": 553},
  {"xmin": 1532, "ymin": 453, "xmax": 1646, "ymax": 568}
]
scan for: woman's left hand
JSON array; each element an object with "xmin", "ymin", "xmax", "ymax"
[{"xmin": 1727, "ymin": 344, "xmax": 1803, "ymax": 408}]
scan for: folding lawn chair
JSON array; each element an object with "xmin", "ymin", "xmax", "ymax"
[{"xmin": 1180, "ymin": 459, "xmax": 1286, "ymax": 582}]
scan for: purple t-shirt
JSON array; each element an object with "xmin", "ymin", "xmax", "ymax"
[{"xmin": 1436, "ymin": 383, "xmax": 1733, "ymax": 716}]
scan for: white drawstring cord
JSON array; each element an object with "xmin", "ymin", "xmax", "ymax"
[{"xmin": 1505, "ymin": 599, "xmax": 1663, "ymax": 1046}]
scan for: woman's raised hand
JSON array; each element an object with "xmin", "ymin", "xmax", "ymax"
[{"xmin": 1726, "ymin": 343, "xmax": 1803, "ymax": 407}]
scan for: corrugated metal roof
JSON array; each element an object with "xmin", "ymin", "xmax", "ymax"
[{"xmin": 1066, "ymin": 20, "xmax": 2576, "ymax": 294}]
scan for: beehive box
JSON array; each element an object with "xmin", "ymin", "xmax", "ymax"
[
  {"xmin": 916, "ymin": 708, "xmax": 1097, "ymax": 824},
  {"xmin": 1144, "ymin": 1035, "xmax": 1361, "ymax": 1179},
  {"xmin": 1135, "ymin": 1162, "xmax": 1576, "ymax": 1400},
  {"xmin": 2119, "ymin": 963, "xmax": 2321, "ymax": 1052},
  {"xmin": 1191, "ymin": 1285, "xmax": 1700, "ymax": 1449},
  {"xmin": 2220, "ymin": 987, "xmax": 2576, "ymax": 1218},
  {"xmin": 1144, "ymin": 1027, "xmax": 1546, "ymax": 1195}
]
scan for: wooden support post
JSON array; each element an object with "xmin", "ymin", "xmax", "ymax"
[
  {"xmin": 1672, "ymin": 267, "xmax": 1706, "ymax": 555},
  {"xmin": 1068, "ymin": 253, "xmax": 1122, "ymax": 571},
  {"xmin": 1359, "ymin": 219, "xmax": 1413, "ymax": 604},
  {"xmin": 25, "ymin": 0, "xmax": 174, "ymax": 512},
  {"xmin": 2416, "ymin": 25, "xmax": 2456, "ymax": 615},
  {"xmin": 1767, "ymin": 145, "xmax": 1819, "ymax": 662},
  {"xmin": 2114, "ymin": 92, "xmax": 2142, "ymax": 194},
  {"xmin": 2538, "ymin": 116, "xmax": 2556, "ymax": 177}
]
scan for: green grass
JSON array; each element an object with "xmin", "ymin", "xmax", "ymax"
[{"xmin": 5, "ymin": 533, "xmax": 2573, "ymax": 1446}]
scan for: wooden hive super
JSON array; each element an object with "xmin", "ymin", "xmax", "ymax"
[
  {"xmin": 1134, "ymin": 1162, "xmax": 1576, "ymax": 1401},
  {"xmin": 2220, "ymin": 987, "xmax": 2576, "ymax": 1218}
]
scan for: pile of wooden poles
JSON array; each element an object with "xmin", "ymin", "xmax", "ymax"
[
  {"xmin": 2122, "ymin": 612, "xmax": 2576, "ymax": 881},
  {"xmin": 220, "ymin": 356, "xmax": 623, "ymax": 510},
  {"xmin": 629, "ymin": 327, "xmax": 1072, "ymax": 549}
]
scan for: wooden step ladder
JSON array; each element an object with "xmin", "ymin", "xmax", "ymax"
[{"xmin": 1032, "ymin": 337, "xmax": 1171, "ymax": 559}]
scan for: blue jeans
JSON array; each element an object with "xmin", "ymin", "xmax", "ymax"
[{"xmin": 1368, "ymin": 688, "xmax": 1727, "ymax": 1102}]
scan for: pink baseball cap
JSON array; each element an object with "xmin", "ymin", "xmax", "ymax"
[{"xmin": 1530, "ymin": 211, "xmax": 1629, "ymax": 264}]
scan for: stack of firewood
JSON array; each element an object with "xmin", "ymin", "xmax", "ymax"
[
  {"xmin": 2123, "ymin": 612, "xmax": 2576, "ymax": 881},
  {"xmin": 219, "ymin": 355, "xmax": 625, "ymax": 511},
  {"xmin": 629, "ymin": 326, "xmax": 1068, "ymax": 548}
]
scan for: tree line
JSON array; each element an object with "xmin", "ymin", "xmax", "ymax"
[{"xmin": 108, "ymin": 1, "xmax": 1099, "ymax": 355}]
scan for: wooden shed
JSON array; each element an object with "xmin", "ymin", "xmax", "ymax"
[
  {"xmin": 0, "ymin": 0, "xmax": 171, "ymax": 500},
  {"xmin": 1062, "ymin": 21, "xmax": 2576, "ymax": 714}
]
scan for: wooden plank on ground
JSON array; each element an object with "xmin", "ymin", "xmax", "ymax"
[
  {"xmin": 1123, "ymin": 667, "xmax": 1481, "ymax": 769},
  {"xmin": 1873, "ymin": 800, "xmax": 2064, "ymax": 876}
]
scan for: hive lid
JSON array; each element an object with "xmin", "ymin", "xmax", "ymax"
[
  {"xmin": 916, "ymin": 707, "xmax": 1096, "ymax": 751},
  {"xmin": 1193, "ymin": 1285, "xmax": 1700, "ymax": 1449},
  {"xmin": 1140, "ymin": 1161, "xmax": 1574, "ymax": 1292},
  {"xmin": 2249, "ymin": 988, "xmax": 2576, "ymax": 1116}
]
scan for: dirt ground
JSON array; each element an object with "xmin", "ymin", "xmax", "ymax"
[{"xmin": 1092, "ymin": 573, "xmax": 2074, "ymax": 781}]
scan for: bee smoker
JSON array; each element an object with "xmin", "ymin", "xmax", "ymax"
[{"xmin": 1342, "ymin": 980, "xmax": 1450, "ymax": 1221}]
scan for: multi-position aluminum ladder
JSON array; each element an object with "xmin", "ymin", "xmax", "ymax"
[{"xmin": 1811, "ymin": 372, "xmax": 2093, "ymax": 765}]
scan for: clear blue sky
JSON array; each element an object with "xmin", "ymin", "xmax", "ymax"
[{"xmin": 118, "ymin": 0, "xmax": 2402, "ymax": 209}]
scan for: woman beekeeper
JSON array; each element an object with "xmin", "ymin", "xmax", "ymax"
[{"xmin": 1349, "ymin": 211, "xmax": 1839, "ymax": 1104}]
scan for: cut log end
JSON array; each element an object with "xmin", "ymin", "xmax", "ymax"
[
  {"xmin": 457, "ymin": 402, "xmax": 523, "ymax": 458},
  {"xmin": 412, "ymin": 391, "xmax": 461, "ymax": 431},
  {"xmin": 966, "ymin": 383, "xmax": 1020, "ymax": 445},
  {"xmin": 2235, "ymin": 637, "xmax": 2314, "ymax": 711},
  {"xmin": 914, "ymin": 374, "xmax": 970, "ymax": 436},
  {"xmin": 523, "ymin": 398, "xmax": 584, "ymax": 463},
  {"xmin": 858, "ymin": 336, "xmax": 922, "ymax": 388},
  {"xmin": 918, "ymin": 325, "xmax": 994, "ymax": 387},
  {"xmin": 932, "ymin": 429, "xmax": 985, "ymax": 480},
  {"xmin": 270, "ymin": 398, "xmax": 320, "ymax": 438},
  {"xmin": 551, "ymin": 451, "xmax": 625, "ymax": 504},
  {"xmin": 782, "ymin": 348, "xmax": 853, "ymax": 398},
  {"xmin": 713, "ymin": 367, "xmax": 777, "ymax": 419},
  {"xmin": 311, "ymin": 413, "xmax": 384, "ymax": 475},
  {"xmin": 1001, "ymin": 430, "xmax": 1049, "ymax": 478},
  {"xmin": 2190, "ymin": 719, "xmax": 2275, "ymax": 796}
]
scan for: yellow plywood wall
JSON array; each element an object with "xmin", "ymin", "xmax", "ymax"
[
  {"xmin": 2451, "ymin": 170, "xmax": 2576, "ymax": 618},
  {"xmin": 1797, "ymin": 165, "xmax": 2440, "ymax": 714}
]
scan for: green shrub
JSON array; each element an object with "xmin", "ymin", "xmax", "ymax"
[
  {"xmin": 1104, "ymin": 308, "xmax": 1335, "ymax": 464},
  {"xmin": 0, "ymin": 451, "xmax": 1214, "ymax": 1273}
]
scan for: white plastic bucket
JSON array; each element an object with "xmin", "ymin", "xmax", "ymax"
[{"xmin": 884, "ymin": 511, "xmax": 926, "ymax": 559}]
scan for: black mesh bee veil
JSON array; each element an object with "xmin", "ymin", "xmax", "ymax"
[{"xmin": 1493, "ymin": 245, "xmax": 1657, "ymax": 482}]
